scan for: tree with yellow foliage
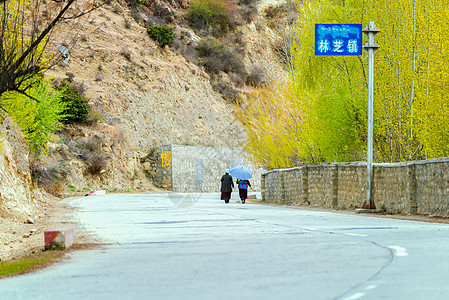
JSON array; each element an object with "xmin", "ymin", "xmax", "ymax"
[{"xmin": 239, "ymin": 0, "xmax": 449, "ymax": 168}]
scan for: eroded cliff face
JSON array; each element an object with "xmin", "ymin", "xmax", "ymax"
[{"xmin": 0, "ymin": 116, "xmax": 41, "ymax": 221}]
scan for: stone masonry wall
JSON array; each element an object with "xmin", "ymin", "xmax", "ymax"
[
  {"xmin": 415, "ymin": 159, "xmax": 449, "ymax": 217},
  {"xmin": 156, "ymin": 145, "xmax": 264, "ymax": 193},
  {"xmin": 261, "ymin": 158, "xmax": 449, "ymax": 217}
]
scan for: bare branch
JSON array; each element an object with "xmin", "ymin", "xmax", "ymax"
[
  {"xmin": 61, "ymin": 2, "xmax": 106, "ymax": 20},
  {"xmin": 10, "ymin": 0, "xmax": 76, "ymax": 75}
]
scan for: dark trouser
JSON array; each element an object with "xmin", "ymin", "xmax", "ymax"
[
  {"xmin": 221, "ymin": 192, "xmax": 231, "ymax": 203},
  {"xmin": 239, "ymin": 188, "xmax": 248, "ymax": 201}
]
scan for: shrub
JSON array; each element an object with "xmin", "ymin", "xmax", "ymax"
[
  {"xmin": 113, "ymin": 5, "xmax": 124, "ymax": 14},
  {"xmin": 81, "ymin": 135, "xmax": 103, "ymax": 152},
  {"xmin": 264, "ymin": 1, "xmax": 298, "ymax": 23},
  {"xmin": 147, "ymin": 25, "xmax": 175, "ymax": 47},
  {"xmin": 247, "ymin": 64, "xmax": 268, "ymax": 87},
  {"xmin": 30, "ymin": 159, "xmax": 66, "ymax": 197},
  {"xmin": 195, "ymin": 37, "xmax": 246, "ymax": 77},
  {"xmin": 85, "ymin": 152, "xmax": 107, "ymax": 175},
  {"xmin": 187, "ymin": 0, "xmax": 239, "ymax": 33},
  {"xmin": 56, "ymin": 81, "xmax": 90, "ymax": 123},
  {"xmin": 240, "ymin": 4, "xmax": 258, "ymax": 23},
  {"xmin": 239, "ymin": 0, "xmax": 259, "ymax": 5},
  {"xmin": 272, "ymin": 34, "xmax": 294, "ymax": 67},
  {"xmin": 264, "ymin": 4, "xmax": 283, "ymax": 19},
  {"xmin": 130, "ymin": 6, "xmax": 142, "ymax": 23},
  {"xmin": 211, "ymin": 77, "xmax": 239, "ymax": 102},
  {"xmin": 124, "ymin": 18, "xmax": 132, "ymax": 29},
  {"xmin": 85, "ymin": 109, "xmax": 103, "ymax": 125}
]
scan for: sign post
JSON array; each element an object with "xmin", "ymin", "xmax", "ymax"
[
  {"xmin": 362, "ymin": 22, "xmax": 380, "ymax": 209},
  {"xmin": 315, "ymin": 22, "xmax": 381, "ymax": 210}
]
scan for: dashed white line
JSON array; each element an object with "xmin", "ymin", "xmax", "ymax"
[
  {"xmin": 344, "ymin": 292, "xmax": 366, "ymax": 300},
  {"xmin": 303, "ymin": 227, "xmax": 319, "ymax": 231},
  {"xmin": 342, "ymin": 233, "xmax": 368, "ymax": 237},
  {"xmin": 388, "ymin": 246, "xmax": 408, "ymax": 256}
]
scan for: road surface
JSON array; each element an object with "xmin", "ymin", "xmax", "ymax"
[{"xmin": 1, "ymin": 192, "xmax": 449, "ymax": 299}]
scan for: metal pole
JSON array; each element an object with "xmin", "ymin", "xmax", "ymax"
[{"xmin": 363, "ymin": 22, "xmax": 380, "ymax": 209}]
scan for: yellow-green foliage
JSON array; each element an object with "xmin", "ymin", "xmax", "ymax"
[
  {"xmin": 237, "ymin": 80, "xmax": 306, "ymax": 169},
  {"xmin": 1, "ymin": 80, "xmax": 66, "ymax": 158},
  {"xmin": 0, "ymin": 0, "xmax": 51, "ymax": 77},
  {"xmin": 368, "ymin": 0, "xmax": 449, "ymax": 161},
  {"xmin": 239, "ymin": 0, "xmax": 449, "ymax": 168}
]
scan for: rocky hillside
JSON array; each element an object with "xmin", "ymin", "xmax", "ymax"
[{"xmin": 0, "ymin": 0, "xmax": 292, "ymax": 222}]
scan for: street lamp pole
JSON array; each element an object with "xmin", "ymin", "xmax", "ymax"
[{"xmin": 363, "ymin": 21, "xmax": 380, "ymax": 209}]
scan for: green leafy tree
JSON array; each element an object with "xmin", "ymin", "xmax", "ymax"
[{"xmin": 1, "ymin": 80, "xmax": 66, "ymax": 157}]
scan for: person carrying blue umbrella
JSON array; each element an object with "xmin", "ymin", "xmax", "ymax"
[
  {"xmin": 236, "ymin": 178, "xmax": 252, "ymax": 204},
  {"xmin": 229, "ymin": 165, "xmax": 253, "ymax": 204}
]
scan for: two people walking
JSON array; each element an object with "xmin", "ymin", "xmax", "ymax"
[{"xmin": 220, "ymin": 169, "xmax": 252, "ymax": 204}]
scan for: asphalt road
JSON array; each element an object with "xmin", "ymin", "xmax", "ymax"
[{"xmin": 1, "ymin": 192, "xmax": 449, "ymax": 300}]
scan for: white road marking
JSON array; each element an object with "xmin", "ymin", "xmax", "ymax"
[
  {"xmin": 365, "ymin": 285, "xmax": 377, "ymax": 290},
  {"xmin": 343, "ymin": 233, "xmax": 368, "ymax": 237},
  {"xmin": 344, "ymin": 292, "xmax": 366, "ymax": 300},
  {"xmin": 388, "ymin": 246, "xmax": 408, "ymax": 256},
  {"xmin": 303, "ymin": 227, "xmax": 318, "ymax": 231}
]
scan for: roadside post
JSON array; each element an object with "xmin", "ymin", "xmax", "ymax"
[
  {"xmin": 315, "ymin": 22, "xmax": 381, "ymax": 211},
  {"xmin": 362, "ymin": 22, "xmax": 380, "ymax": 210}
]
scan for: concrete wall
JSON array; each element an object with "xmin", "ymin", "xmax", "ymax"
[
  {"xmin": 156, "ymin": 145, "xmax": 264, "ymax": 192},
  {"xmin": 261, "ymin": 158, "xmax": 449, "ymax": 217}
]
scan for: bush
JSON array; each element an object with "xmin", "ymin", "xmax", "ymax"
[
  {"xmin": 247, "ymin": 64, "xmax": 268, "ymax": 87},
  {"xmin": 264, "ymin": 1, "xmax": 298, "ymax": 23},
  {"xmin": 195, "ymin": 37, "xmax": 246, "ymax": 77},
  {"xmin": 240, "ymin": 4, "xmax": 258, "ymax": 23},
  {"xmin": 272, "ymin": 34, "xmax": 294, "ymax": 67},
  {"xmin": 85, "ymin": 152, "xmax": 108, "ymax": 175},
  {"xmin": 211, "ymin": 77, "xmax": 239, "ymax": 102},
  {"xmin": 239, "ymin": 0, "xmax": 259, "ymax": 5},
  {"xmin": 30, "ymin": 159, "xmax": 66, "ymax": 197},
  {"xmin": 85, "ymin": 109, "xmax": 103, "ymax": 125},
  {"xmin": 130, "ymin": 6, "xmax": 142, "ymax": 23},
  {"xmin": 56, "ymin": 81, "xmax": 90, "ymax": 123},
  {"xmin": 187, "ymin": 0, "xmax": 239, "ymax": 34},
  {"xmin": 147, "ymin": 25, "xmax": 175, "ymax": 47}
]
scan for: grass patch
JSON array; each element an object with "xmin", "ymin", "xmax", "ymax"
[
  {"xmin": 0, "ymin": 243, "xmax": 101, "ymax": 278},
  {"xmin": 0, "ymin": 250, "xmax": 65, "ymax": 278}
]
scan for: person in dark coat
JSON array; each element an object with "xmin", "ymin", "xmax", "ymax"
[
  {"xmin": 236, "ymin": 179, "xmax": 252, "ymax": 204},
  {"xmin": 220, "ymin": 170, "xmax": 234, "ymax": 203}
]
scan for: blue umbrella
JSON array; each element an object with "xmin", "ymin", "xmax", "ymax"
[{"xmin": 229, "ymin": 165, "xmax": 253, "ymax": 180}]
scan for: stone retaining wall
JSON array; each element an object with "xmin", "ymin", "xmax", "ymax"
[{"xmin": 261, "ymin": 158, "xmax": 449, "ymax": 216}]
